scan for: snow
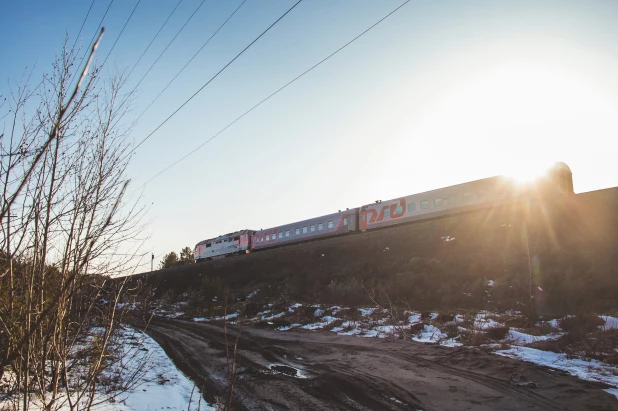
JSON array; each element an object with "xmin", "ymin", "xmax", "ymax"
[
  {"xmin": 359, "ymin": 329, "xmax": 379, "ymax": 337},
  {"xmin": 288, "ymin": 303, "xmax": 302, "ymax": 312},
  {"xmin": 193, "ymin": 312, "xmax": 238, "ymax": 322},
  {"xmin": 605, "ymin": 388, "xmax": 618, "ymax": 400},
  {"xmin": 487, "ymin": 280, "xmax": 494, "ymax": 287},
  {"xmin": 0, "ymin": 328, "xmax": 213, "ymax": 411},
  {"xmin": 407, "ymin": 313, "xmax": 422, "ymax": 324},
  {"xmin": 411, "ymin": 325, "xmax": 447, "ymax": 343},
  {"xmin": 474, "ymin": 317, "xmax": 504, "ymax": 329},
  {"xmin": 314, "ymin": 309, "xmax": 324, "ymax": 317},
  {"xmin": 359, "ymin": 307, "xmax": 375, "ymax": 316},
  {"xmin": 329, "ymin": 306, "xmax": 342, "ymax": 315},
  {"xmin": 300, "ymin": 316, "xmax": 338, "ymax": 330},
  {"xmin": 261, "ymin": 311, "xmax": 286, "ymax": 321},
  {"xmin": 276, "ymin": 323, "xmax": 301, "ymax": 331},
  {"xmin": 496, "ymin": 346, "xmax": 618, "ymax": 392},
  {"xmin": 105, "ymin": 328, "xmax": 214, "ymax": 411},
  {"xmin": 600, "ymin": 316, "xmax": 618, "ymax": 330},
  {"xmin": 506, "ymin": 329, "xmax": 563, "ymax": 344}
]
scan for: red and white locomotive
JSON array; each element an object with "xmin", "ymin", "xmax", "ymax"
[{"xmin": 194, "ymin": 162, "xmax": 573, "ymax": 262}]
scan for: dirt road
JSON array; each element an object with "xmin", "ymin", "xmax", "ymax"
[{"xmin": 145, "ymin": 318, "xmax": 617, "ymax": 410}]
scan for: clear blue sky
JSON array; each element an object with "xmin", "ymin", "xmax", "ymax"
[{"xmin": 2, "ymin": 1, "xmax": 618, "ymax": 270}]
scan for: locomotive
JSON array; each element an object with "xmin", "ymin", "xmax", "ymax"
[{"xmin": 194, "ymin": 162, "xmax": 573, "ymax": 262}]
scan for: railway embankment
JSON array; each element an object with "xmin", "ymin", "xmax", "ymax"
[{"xmin": 125, "ymin": 188, "xmax": 618, "ymax": 316}]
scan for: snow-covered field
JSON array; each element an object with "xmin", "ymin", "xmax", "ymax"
[
  {"xmin": 104, "ymin": 328, "xmax": 214, "ymax": 411},
  {"xmin": 0, "ymin": 327, "xmax": 214, "ymax": 411}
]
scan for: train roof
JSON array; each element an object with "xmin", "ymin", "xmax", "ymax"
[
  {"xmin": 195, "ymin": 229, "xmax": 255, "ymax": 246},
  {"xmin": 359, "ymin": 162, "xmax": 572, "ymax": 208},
  {"xmin": 254, "ymin": 209, "xmax": 358, "ymax": 234}
]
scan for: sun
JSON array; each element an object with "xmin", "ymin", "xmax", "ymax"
[{"xmin": 504, "ymin": 161, "xmax": 552, "ymax": 185}]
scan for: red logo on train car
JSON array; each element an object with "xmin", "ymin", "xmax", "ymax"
[{"xmin": 360, "ymin": 198, "xmax": 406, "ymax": 230}]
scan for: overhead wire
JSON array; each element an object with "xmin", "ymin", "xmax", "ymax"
[
  {"xmin": 129, "ymin": 0, "xmax": 209, "ymax": 94},
  {"xmin": 125, "ymin": 0, "xmax": 185, "ymax": 81},
  {"xmin": 136, "ymin": 0, "xmax": 410, "ymax": 189},
  {"xmin": 69, "ymin": 0, "xmax": 97, "ymax": 53},
  {"xmin": 66, "ymin": 0, "xmax": 114, "ymax": 89},
  {"xmin": 134, "ymin": 0, "xmax": 248, "ymax": 123},
  {"xmin": 133, "ymin": 0, "xmax": 304, "ymax": 152},
  {"xmin": 100, "ymin": 0, "xmax": 142, "ymax": 69}
]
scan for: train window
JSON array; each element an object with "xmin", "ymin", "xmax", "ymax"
[
  {"xmin": 449, "ymin": 195, "xmax": 457, "ymax": 204},
  {"xmin": 328, "ymin": 221, "xmax": 334, "ymax": 228},
  {"xmin": 421, "ymin": 200, "xmax": 429, "ymax": 209},
  {"xmin": 303, "ymin": 226, "xmax": 308, "ymax": 233},
  {"xmin": 395, "ymin": 205, "xmax": 403, "ymax": 214},
  {"xmin": 384, "ymin": 209, "xmax": 390, "ymax": 217},
  {"xmin": 318, "ymin": 223, "xmax": 323, "ymax": 230},
  {"xmin": 233, "ymin": 236, "xmax": 239, "ymax": 241},
  {"xmin": 279, "ymin": 232, "xmax": 283, "ymax": 239},
  {"xmin": 434, "ymin": 198, "xmax": 442, "ymax": 207},
  {"xmin": 266, "ymin": 235, "xmax": 270, "ymax": 241},
  {"xmin": 206, "ymin": 243, "xmax": 211, "ymax": 248},
  {"xmin": 343, "ymin": 218, "xmax": 348, "ymax": 225},
  {"xmin": 408, "ymin": 203, "xmax": 416, "ymax": 212},
  {"xmin": 310, "ymin": 225, "xmax": 315, "ymax": 232},
  {"xmin": 295, "ymin": 228, "xmax": 300, "ymax": 235},
  {"xmin": 285, "ymin": 230, "xmax": 290, "ymax": 237}
]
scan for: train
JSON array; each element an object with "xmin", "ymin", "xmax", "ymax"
[{"xmin": 194, "ymin": 162, "xmax": 574, "ymax": 262}]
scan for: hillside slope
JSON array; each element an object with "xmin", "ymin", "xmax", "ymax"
[{"xmin": 129, "ymin": 189, "xmax": 618, "ymax": 315}]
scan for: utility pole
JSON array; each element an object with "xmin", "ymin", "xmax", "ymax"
[{"xmin": 151, "ymin": 253, "xmax": 154, "ymax": 272}]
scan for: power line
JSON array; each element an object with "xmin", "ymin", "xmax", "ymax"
[
  {"xmin": 137, "ymin": 0, "xmax": 410, "ymax": 189},
  {"xmin": 133, "ymin": 0, "xmax": 303, "ymax": 152},
  {"xmin": 125, "ymin": 0, "xmax": 184, "ymax": 81},
  {"xmin": 69, "ymin": 0, "xmax": 97, "ymax": 53},
  {"xmin": 71, "ymin": 0, "xmax": 114, "ymax": 80},
  {"xmin": 100, "ymin": 0, "xmax": 142, "ymax": 69},
  {"xmin": 129, "ymin": 0, "xmax": 209, "ymax": 94},
  {"xmin": 135, "ymin": 0, "xmax": 248, "ymax": 123}
]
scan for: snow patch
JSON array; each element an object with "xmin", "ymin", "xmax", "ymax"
[
  {"xmin": 359, "ymin": 307, "xmax": 375, "ymax": 317},
  {"xmin": 288, "ymin": 303, "xmax": 302, "ymax": 312},
  {"xmin": 600, "ymin": 316, "xmax": 618, "ymax": 330},
  {"xmin": 407, "ymin": 313, "xmax": 422, "ymax": 324},
  {"xmin": 506, "ymin": 329, "xmax": 563, "ymax": 344},
  {"xmin": 496, "ymin": 346, "xmax": 618, "ymax": 390}
]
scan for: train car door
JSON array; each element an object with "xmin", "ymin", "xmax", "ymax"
[{"xmin": 359, "ymin": 211, "xmax": 368, "ymax": 231}]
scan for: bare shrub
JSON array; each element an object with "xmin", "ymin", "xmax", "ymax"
[
  {"xmin": 486, "ymin": 326, "xmax": 510, "ymax": 340},
  {"xmin": 0, "ymin": 32, "xmax": 148, "ymax": 409}
]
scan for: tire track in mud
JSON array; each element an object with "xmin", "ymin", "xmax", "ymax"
[
  {"xmin": 147, "ymin": 319, "xmax": 425, "ymax": 410},
  {"xmin": 387, "ymin": 349, "xmax": 564, "ymax": 410},
  {"xmin": 143, "ymin": 318, "xmax": 618, "ymax": 411}
]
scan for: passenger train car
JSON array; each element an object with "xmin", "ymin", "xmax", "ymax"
[{"xmin": 194, "ymin": 162, "xmax": 574, "ymax": 262}]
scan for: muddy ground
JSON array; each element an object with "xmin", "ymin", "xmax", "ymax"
[{"xmin": 145, "ymin": 317, "xmax": 618, "ymax": 411}]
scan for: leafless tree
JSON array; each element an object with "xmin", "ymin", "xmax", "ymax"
[{"xmin": 0, "ymin": 30, "xmax": 149, "ymax": 410}]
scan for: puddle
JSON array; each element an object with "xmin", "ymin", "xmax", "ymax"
[
  {"xmin": 270, "ymin": 364, "xmax": 298, "ymax": 376},
  {"xmin": 268, "ymin": 364, "xmax": 309, "ymax": 379}
]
